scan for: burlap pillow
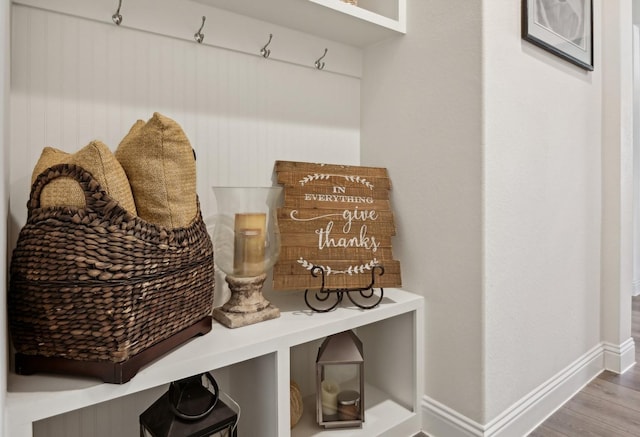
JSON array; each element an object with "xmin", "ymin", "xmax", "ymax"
[
  {"xmin": 115, "ymin": 113, "xmax": 197, "ymax": 229},
  {"xmin": 31, "ymin": 141, "xmax": 137, "ymax": 214}
]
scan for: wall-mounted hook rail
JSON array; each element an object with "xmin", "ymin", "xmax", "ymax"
[
  {"xmin": 194, "ymin": 16, "xmax": 206, "ymax": 43},
  {"xmin": 260, "ymin": 33, "xmax": 273, "ymax": 58},
  {"xmin": 112, "ymin": 0, "xmax": 123, "ymax": 25},
  {"xmin": 314, "ymin": 48, "xmax": 328, "ymax": 70}
]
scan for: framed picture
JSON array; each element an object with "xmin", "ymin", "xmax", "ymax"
[{"xmin": 522, "ymin": 0, "xmax": 593, "ymax": 71}]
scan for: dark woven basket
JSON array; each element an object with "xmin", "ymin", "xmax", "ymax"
[{"xmin": 9, "ymin": 164, "xmax": 214, "ymax": 383}]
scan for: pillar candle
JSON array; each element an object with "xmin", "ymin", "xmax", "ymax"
[
  {"xmin": 321, "ymin": 379, "xmax": 340, "ymax": 417},
  {"xmin": 233, "ymin": 213, "xmax": 266, "ymax": 276}
]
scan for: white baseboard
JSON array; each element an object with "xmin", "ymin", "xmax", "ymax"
[
  {"xmin": 421, "ymin": 396, "xmax": 483, "ymax": 437},
  {"xmin": 603, "ymin": 338, "xmax": 636, "ymax": 374},
  {"xmin": 421, "ymin": 343, "xmax": 608, "ymax": 437}
]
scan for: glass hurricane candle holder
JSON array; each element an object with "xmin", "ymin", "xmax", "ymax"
[{"xmin": 210, "ymin": 187, "xmax": 282, "ymax": 328}]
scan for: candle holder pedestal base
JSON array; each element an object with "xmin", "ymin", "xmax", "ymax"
[{"xmin": 213, "ymin": 273, "xmax": 280, "ymax": 328}]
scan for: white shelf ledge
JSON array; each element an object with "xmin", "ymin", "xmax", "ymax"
[
  {"xmin": 293, "ymin": 383, "xmax": 417, "ymax": 436},
  {"xmin": 6, "ymin": 288, "xmax": 422, "ymax": 436},
  {"xmin": 13, "ymin": 0, "xmax": 366, "ymax": 78},
  {"xmin": 193, "ymin": 0, "xmax": 406, "ymax": 47}
]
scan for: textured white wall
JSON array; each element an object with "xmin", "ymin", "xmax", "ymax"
[
  {"xmin": 363, "ymin": 0, "xmax": 631, "ymax": 430},
  {"xmin": 634, "ymin": 21, "xmax": 640, "ymax": 296},
  {"xmin": 361, "ymin": 0, "xmax": 484, "ymax": 423},
  {"xmin": 600, "ymin": 0, "xmax": 634, "ymax": 360},
  {"xmin": 483, "ymin": 0, "xmax": 606, "ymax": 421}
]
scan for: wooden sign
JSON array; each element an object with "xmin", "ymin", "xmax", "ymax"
[{"xmin": 272, "ymin": 161, "xmax": 402, "ymax": 291}]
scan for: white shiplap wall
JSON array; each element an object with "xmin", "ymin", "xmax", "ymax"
[
  {"xmin": 9, "ymin": 3, "xmax": 360, "ymax": 235},
  {"xmin": 9, "ymin": 3, "xmax": 361, "ymax": 436}
]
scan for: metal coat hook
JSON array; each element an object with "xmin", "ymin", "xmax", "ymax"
[
  {"xmin": 194, "ymin": 16, "xmax": 206, "ymax": 43},
  {"xmin": 260, "ymin": 34, "xmax": 273, "ymax": 58},
  {"xmin": 315, "ymin": 48, "xmax": 328, "ymax": 70},
  {"xmin": 112, "ymin": 0, "xmax": 123, "ymax": 25}
]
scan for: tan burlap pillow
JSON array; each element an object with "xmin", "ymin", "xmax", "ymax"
[
  {"xmin": 115, "ymin": 113, "xmax": 197, "ymax": 229},
  {"xmin": 31, "ymin": 147, "xmax": 69, "ymax": 184},
  {"xmin": 31, "ymin": 142, "xmax": 138, "ymax": 214}
]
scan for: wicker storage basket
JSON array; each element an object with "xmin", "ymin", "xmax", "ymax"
[{"xmin": 9, "ymin": 164, "xmax": 214, "ymax": 383}]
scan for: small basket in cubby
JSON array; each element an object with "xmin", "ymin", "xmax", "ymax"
[{"xmin": 8, "ymin": 164, "xmax": 215, "ymax": 384}]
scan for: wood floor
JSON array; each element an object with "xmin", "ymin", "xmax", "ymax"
[{"xmin": 528, "ymin": 296, "xmax": 640, "ymax": 436}]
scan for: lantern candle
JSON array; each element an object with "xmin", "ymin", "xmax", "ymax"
[
  {"xmin": 233, "ymin": 213, "xmax": 266, "ymax": 276},
  {"xmin": 321, "ymin": 379, "xmax": 340, "ymax": 418}
]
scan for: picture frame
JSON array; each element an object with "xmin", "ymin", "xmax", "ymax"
[{"xmin": 522, "ymin": 0, "xmax": 593, "ymax": 71}]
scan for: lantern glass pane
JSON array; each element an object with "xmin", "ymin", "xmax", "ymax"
[
  {"xmin": 323, "ymin": 363, "xmax": 360, "ymax": 390},
  {"xmin": 320, "ymin": 363, "xmax": 362, "ymax": 423}
]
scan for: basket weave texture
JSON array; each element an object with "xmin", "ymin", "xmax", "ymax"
[{"xmin": 9, "ymin": 164, "xmax": 214, "ymax": 364}]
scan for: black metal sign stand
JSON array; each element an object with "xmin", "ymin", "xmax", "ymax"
[{"xmin": 304, "ymin": 265, "xmax": 385, "ymax": 312}]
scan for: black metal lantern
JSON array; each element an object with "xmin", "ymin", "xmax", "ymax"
[
  {"xmin": 316, "ymin": 330, "xmax": 364, "ymax": 429},
  {"xmin": 140, "ymin": 372, "xmax": 238, "ymax": 437}
]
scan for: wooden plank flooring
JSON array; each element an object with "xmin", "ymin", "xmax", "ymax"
[{"xmin": 528, "ymin": 296, "xmax": 640, "ymax": 436}]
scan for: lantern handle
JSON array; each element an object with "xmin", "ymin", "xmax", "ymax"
[{"xmin": 168, "ymin": 372, "xmax": 219, "ymax": 420}]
